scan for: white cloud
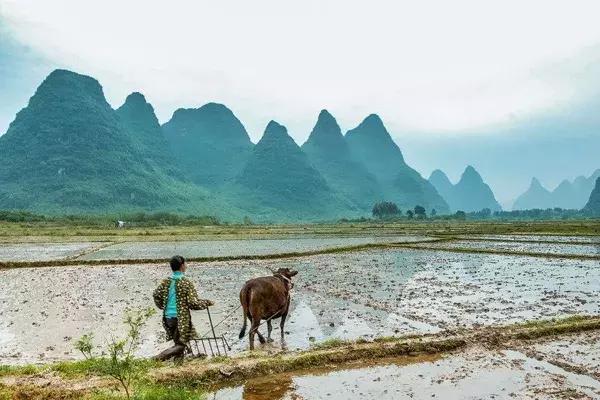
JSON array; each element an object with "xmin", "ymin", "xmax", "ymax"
[{"xmin": 2, "ymin": 0, "xmax": 600, "ymax": 142}]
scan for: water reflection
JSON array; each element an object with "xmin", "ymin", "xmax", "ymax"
[
  {"xmin": 241, "ymin": 374, "xmax": 294, "ymax": 400},
  {"xmin": 211, "ymin": 349, "xmax": 600, "ymax": 399}
]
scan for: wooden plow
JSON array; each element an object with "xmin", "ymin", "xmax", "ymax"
[{"xmin": 188, "ymin": 307, "xmax": 232, "ymax": 358}]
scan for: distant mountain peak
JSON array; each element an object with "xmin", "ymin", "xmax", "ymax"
[
  {"xmin": 117, "ymin": 91, "xmax": 159, "ymax": 128},
  {"xmin": 357, "ymin": 113, "xmax": 385, "ymax": 131},
  {"xmin": 432, "ymin": 166, "xmax": 501, "ymax": 212},
  {"xmin": 169, "ymin": 102, "xmax": 237, "ymax": 122},
  {"xmin": 429, "ymin": 169, "xmax": 451, "ymax": 184},
  {"xmin": 263, "ymin": 120, "xmax": 289, "ymax": 139},
  {"xmin": 428, "ymin": 169, "xmax": 454, "ymax": 206},
  {"xmin": 464, "ymin": 165, "xmax": 477, "ymax": 174},
  {"xmin": 120, "ymin": 92, "xmax": 155, "ymax": 113},
  {"xmin": 302, "ymin": 110, "xmax": 382, "ymax": 209},
  {"xmin": 162, "ymin": 102, "xmax": 253, "ymax": 186},
  {"xmin": 45, "ymin": 68, "xmax": 96, "ymax": 83},
  {"xmin": 200, "ymin": 102, "xmax": 232, "ymax": 113},
  {"xmin": 318, "ymin": 108, "xmax": 335, "ymax": 120},
  {"xmin": 314, "ymin": 109, "xmax": 339, "ymax": 133},
  {"xmin": 530, "ymin": 177, "xmax": 545, "ymax": 189},
  {"xmin": 34, "ymin": 69, "xmax": 105, "ymax": 103},
  {"xmin": 124, "ymin": 91, "xmax": 148, "ymax": 105},
  {"xmin": 303, "ymin": 109, "xmax": 344, "ymax": 148},
  {"xmin": 254, "ymin": 120, "xmax": 301, "ymax": 151},
  {"xmin": 460, "ymin": 165, "xmax": 484, "ymax": 183}
]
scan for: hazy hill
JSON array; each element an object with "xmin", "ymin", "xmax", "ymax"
[
  {"xmin": 428, "ymin": 169, "xmax": 454, "ymax": 202},
  {"xmin": 512, "ymin": 169, "xmax": 599, "ymax": 210},
  {"xmin": 345, "ymin": 114, "xmax": 449, "ymax": 214},
  {"xmin": 0, "ymin": 69, "xmax": 228, "ymax": 215},
  {"xmin": 428, "ymin": 166, "xmax": 501, "ymax": 212},
  {"xmin": 302, "ymin": 110, "xmax": 382, "ymax": 210},
  {"xmin": 583, "ymin": 177, "xmax": 600, "ymax": 214},
  {"xmin": 574, "ymin": 169, "xmax": 600, "ymax": 204},
  {"xmin": 512, "ymin": 178, "xmax": 554, "ymax": 210},
  {"xmin": 162, "ymin": 103, "xmax": 253, "ymax": 186},
  {"xmin": 116, "ymin": 92, "xmax": 181, "ymax": 178},
  {"xmin": 231, "ymin": 120, "xmax": 353, "ymax": 221}
]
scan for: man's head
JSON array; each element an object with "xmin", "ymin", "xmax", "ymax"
[{"xmin": 170, "ymin": 255, "xmax": 186, "ymax": 273}]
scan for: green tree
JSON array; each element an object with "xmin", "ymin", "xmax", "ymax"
[
  {"xmin": 372, "ymin": 201, "xmax": 400, "ymax": 219},
  {"xmin": 406, "ymin": 210, "xmax": 414, "ymax": 219},
  {"xmin": 454, "ymin": 210, "xmax": 466, "ymax": 220},
  {"xmin": 414, "ymin": 205, "xmax": 426, "ymax": 218}
]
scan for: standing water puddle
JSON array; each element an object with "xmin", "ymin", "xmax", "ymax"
[{"xmin": 210, "ymin": 349, "xmax": 600, "ymax": 399}]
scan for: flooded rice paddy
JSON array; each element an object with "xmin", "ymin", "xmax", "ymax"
[
  {"xmin": 0, "ymin": 233, "xmax": 598, "ymax": 398},
  {"xmin": 1, "ymin": 246, "xmax": 598, "ymax": 364},
  {"xmin": 0, "ymin": 242, "xmax": 108, "ymax": 262},
  {"xmin": 77, "ymin": 235, "xmax": 432, "ymax": 260},
  {"xmin": 419, "ymin": 239, "xmax": 600, "ymax": 256},
  {"xmin": 457, "ymin": 234, "xmax": 600, "ymax": 244}
]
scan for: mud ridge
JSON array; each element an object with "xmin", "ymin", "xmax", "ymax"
[
  {"xmin": 396, "ymin": 243, "xmax": 600, "ymax": 260},
  {"xmin": 150, "ymin": 315, "xmax": 600, "ymax": 387},
  {"xmin": 0, "ymin": 239, "xmax": 450, "ymax": 270}
]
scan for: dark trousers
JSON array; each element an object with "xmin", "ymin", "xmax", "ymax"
[{"xmin": 155, "ymin": 317, "xmax": 186, "ymax": 361}]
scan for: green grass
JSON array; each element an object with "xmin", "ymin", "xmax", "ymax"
[
  {"xmin": 50, "ymin": 358, "xmax": 159, "ymax": 378},
  {"xmin": 85, "ymin": 384, "xmax": 205, "ymax": 400},
  {"xmin": 0, "ymin": 364, "xmax": 40, "ymax": 377},
  {"xmin": 0, "ymin": 382, "xmax": 206, "ymax": 400},
  {"xmin": 0, "ymin": 358, "xmax": 158, "ymax": 380},
  {"xmin": 309, "ymin": 338, "xmax": 347, "ymax": 350}
]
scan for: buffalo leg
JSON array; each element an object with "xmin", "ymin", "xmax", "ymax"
[
  {"xmin": 249, "ymin": 318, "xmax": 261, "ymax": 350},
  {"xmin": 280, "ymin": 311, "xmax": 288, "ymax": 349},
  {"xmin": 267, "ymin": 320, "xmax": 274, "ymax": 342},
  {"xmin": 256, "ymin": 327, "xmax": 267, "ymax": 345},
  {"xmin": 280, "ymin": 311, "xmax": 288, "ymax": 336}
]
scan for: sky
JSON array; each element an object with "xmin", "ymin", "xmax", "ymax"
[{"xmin": 1, "ymin": 0, "xmax": 600, "ymax": 207}]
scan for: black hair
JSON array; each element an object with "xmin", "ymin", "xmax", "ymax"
[{"xmin": 170, "ymin": 255, "xmax": 185, "ymax": 272}]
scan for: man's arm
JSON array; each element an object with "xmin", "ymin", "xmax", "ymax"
[
  {"xmin": 152, "ymin": 281, "xmax": 168, "ymax": 310},
  {"xmin": 184, "ymin": 280, "xmax": 214, "ymax": 310}
]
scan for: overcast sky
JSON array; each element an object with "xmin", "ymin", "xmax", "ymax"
[{"xmin": 1, "ymin": 0, "xmax": 600, "ymax": 205}]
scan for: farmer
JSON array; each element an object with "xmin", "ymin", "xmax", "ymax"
[{"xmin": 152, "ymin": 255, "xmax": 214, "ymax": 361}]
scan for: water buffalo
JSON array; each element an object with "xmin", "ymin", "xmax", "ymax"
[{"xmin": 238, "ymin": 267, "xmax": 298, "ymax": 350}]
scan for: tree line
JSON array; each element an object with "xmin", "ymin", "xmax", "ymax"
[{"xmin": 371, "ymin": 202, "xmax": 598, "ymax": 221}]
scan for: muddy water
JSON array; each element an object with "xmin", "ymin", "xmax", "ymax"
[
  {"xmin": 0, "ymin": 242, "xmax": 107, "ymax": 262},
  {"xmin": 518, "ymin": 330, "xmax": 600, "ymax": 379},
  {"xmin": 210, "ymin": 347, "xmax": 600, "ymax": 399},
  {"xmin": 458, "ymin": 234, "xmax": 600, "ymax": 244},
  {"xmin": 417, "ymin": 239, "xmax": 600, "ymax": 256},
  {"xmin": 78, "ymin": 236, "xmax": 433, "ymax": 261},
  {"xmin": 0, "ymin": 248, "xmax": 598, "ymax": 364}
]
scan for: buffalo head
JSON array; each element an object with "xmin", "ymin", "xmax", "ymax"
[{"xmin": 274, "ymin": 267, "xmax": 298, "ymax": 280}]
